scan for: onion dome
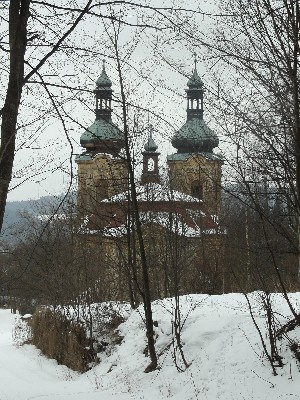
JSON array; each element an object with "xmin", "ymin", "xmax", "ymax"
[
  {"xmin": 187, "ymin": 68, "xmax": 204, "ymax": 89},
  {"xmin": 79, "ymin": 60, "xmax": 124, "ymax": 155},
  {"xmin": 171, "ymin": 55, "xmax": 218, "ymax": 154},
  {"xmin": 80, "ymin": 119, "xmax": 124, "ymax": 153},
  {"xmin": 144, "ymin": 134, "xmax": 158, "ymax": 152},
  {"xmin": 172, "ymin": 119, "xmax": 219, "ymax": 153},
  {"xmin": 96, "ymin": 65, "xmax": 112, "ymax": 89}
]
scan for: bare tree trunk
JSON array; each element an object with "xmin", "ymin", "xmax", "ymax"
[
  {"xmin": 0, "ymin": 0, "xmax": 93, "ymax": 234},
  {"xmin": 292, "ymin": 1, "xmax": 300, "ymax": 281},
  {"xmin": 112, "ymin": 35, "xmax": 157, "ymax": 372},
  {"xmin": 0, "ymin": 0, "xmax": 31, "ymax": 232}
]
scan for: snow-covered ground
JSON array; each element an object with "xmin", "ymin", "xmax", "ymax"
[{"xmin": 1, "ymin": 293, "xmax": 300, "ymax": 400}]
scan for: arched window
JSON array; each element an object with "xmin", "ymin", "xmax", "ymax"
[
  {"xmin": 148, "ymin": 158, "xmax": 155, "ymax": 172},
  {"xmin": 191, "ymin": 181, "xmax": 203, "ymax": 199}
]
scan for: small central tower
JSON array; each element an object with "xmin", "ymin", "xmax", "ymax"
[
  {"xmin": 76, "ymin": 61, "xmax": 128, "ymax": 215},
  {"xmin": 141, "ymin": 129, "xmax": 160, "ymax": 185},
  {"xmin": 167, "ymin": 56, "xmax": 223, "ymax": 216}
]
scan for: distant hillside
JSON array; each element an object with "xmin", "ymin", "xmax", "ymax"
[{"xmin": 1, "ymin": 193, "xmax": 76, "ymax": 239}]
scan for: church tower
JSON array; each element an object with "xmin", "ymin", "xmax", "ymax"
[
  {"xmin": 141, "ymin": 130, "xmax": 160, "ymax": 185},
  {"xmin": 167, "ymin": 58, "xmax": 223, "ymax": 216},
  {"xmin": 75, "ymin": 61, "xmax": 128, "ymax": 215}
]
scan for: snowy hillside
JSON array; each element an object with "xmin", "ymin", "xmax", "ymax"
[{"xmin": 1, "ymin": 293, "xmax": 300, "ymax": 400}]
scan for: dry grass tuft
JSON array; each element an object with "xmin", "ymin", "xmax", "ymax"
[{"xmin": 30, "ymin": 309, "xmax": 96, "ymax": 372}]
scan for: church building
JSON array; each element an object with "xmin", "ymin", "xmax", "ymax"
[{"xmin": 75, "ymin": 60, "xmax": 224, "ymax": 303}]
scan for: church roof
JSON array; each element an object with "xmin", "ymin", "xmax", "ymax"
[
  {"xmin": 171, "ymin": 118, "xmax": 219, "ymax": 153},
  {"xmin": 167, "ymin": 152, "xmax": 224, "ymax": 162},
  {"xmin": 80, "ymin": 183, "xmax": 220, "ymax": 238},
  {"xmin": 99, "ymin": 212, "xmax": 213, "ymax": 238},
  {"xmin": 75, "ymin": 152, "xmax": 93, "ymax": 161},
  {"xmin": 84, "ymin": 206, "xmax": 218, "ymax": 238},
  {"xmin": 103, "ymin": 183, "xmax": 204, "ymax": 203},
  {"xmin": 75, "ymin": 150, "xmax": 122, "ymax": 162},
  {"xmin": 80, "ymin": 119, "xmax": 123, "ymax": 146}
]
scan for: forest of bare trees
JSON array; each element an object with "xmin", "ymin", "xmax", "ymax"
[{"xmin": 0, "ymin": 0, "xmax": 299, "ymax": 375}]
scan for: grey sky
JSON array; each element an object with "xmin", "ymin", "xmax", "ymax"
[{"xmin": 1, "ymin": 0, "xmax": 221, "ymax": 202}]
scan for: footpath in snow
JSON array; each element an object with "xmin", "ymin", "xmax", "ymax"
[{"xmin": 1, "ymin": 293, "xmax": 300, "ymax": 400}]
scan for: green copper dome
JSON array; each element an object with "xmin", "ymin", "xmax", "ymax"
[
  {"xmin": 171, "ymin": 60, "xmax": 218, "ymax": 154},
  {"xmin": 172, "ymin": 119, "xmax": 218, "ymax": 153},
  {"xmin": 144, "ymin": 136, "xmax": 158, "ymax": 152},
  {"xmin": 79, "ymin": 62, "xmax": 125, "ymax": 154},
  {"xmin": 81, "ymin": 119, "xmax": 122, "ymax": 143},
  {"xmin": 187, "ymin": 68, "xmax": 204, "ymax": 89},
  {"xmin": 80, "ymin": 119, "xmax": 124, "ymax": 151},
  {"xmin": 95, "ymin": 61, "xmax": 112, "ymax": 90}
]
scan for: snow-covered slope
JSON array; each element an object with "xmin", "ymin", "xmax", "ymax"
[{"xmin": 1, "ymin": 293, "xmax": 300, "ymax": 400}]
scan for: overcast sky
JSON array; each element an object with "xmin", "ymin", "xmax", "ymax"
[{"xmin": 1, "ymin": 0, "xmax": 221, "ymax": 202}]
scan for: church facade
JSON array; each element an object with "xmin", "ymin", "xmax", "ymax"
[{"xmin": 75, "ymin": 61, "xmax": 224, "ymax": 304}]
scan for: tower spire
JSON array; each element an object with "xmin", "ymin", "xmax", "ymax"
[
  {"xmin": 141, "ymin": 126, "xmax": 160, "ymax": 185},
  {"xmin": 186, "ymin": 54, "xmax": 204, "ymax": 121},
  {"xmin": 149, "ymin": 125, "xmax": 153, "ymax": 140},
  {"xmin": 77, "ymin": 62, "xmax": 124, "ymax": 155},
  {"xmin": 169, "ymin": 56, "xmax": 219, "ymax": 154}
]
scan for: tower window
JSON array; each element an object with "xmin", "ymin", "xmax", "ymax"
[
  {"xmin": 191, "ymin": 181, "xmax": 203, "ymax": 199},
  {"xmin": 148, "ymin": 158, "xmax": 155, "ymax": 172}
]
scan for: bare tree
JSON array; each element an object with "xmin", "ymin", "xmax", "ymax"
[
  {"xmin": 0, "ymin": 0, "xmax": 98, "ymax": 232},
  {"xmin": 208, "ymin": 0, "xmax": 299, "ymax": 272},
  {"xmin": 0, "ymin": 0, "xmax": 213, "ymax": 235}
]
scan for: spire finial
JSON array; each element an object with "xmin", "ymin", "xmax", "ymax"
[
  {"xmin": 148, "ymin": 123, "xmax": 153, "ymax": 140},
  {"xmin": 144, "ymin": 125, "xmax": 157, "ymax": 152},
  {"xmin": 102, "ymin": 58, "xmax": 106, "ymax": 71},
  {"xmin": 193, "ymin": 52, "xmax": 197, "ymax": 71},
  {"xmin": 187, "ymin": 52, "xmax": 203, "ymax": 89}
]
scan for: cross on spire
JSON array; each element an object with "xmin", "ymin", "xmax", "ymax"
[
  {"xmin": 193, "ymin": 52, "xmax": 198, "ymax": 71},
  {"xmin": 148, "ymin": 124, "xmax": 153, "ymax": 140}
]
